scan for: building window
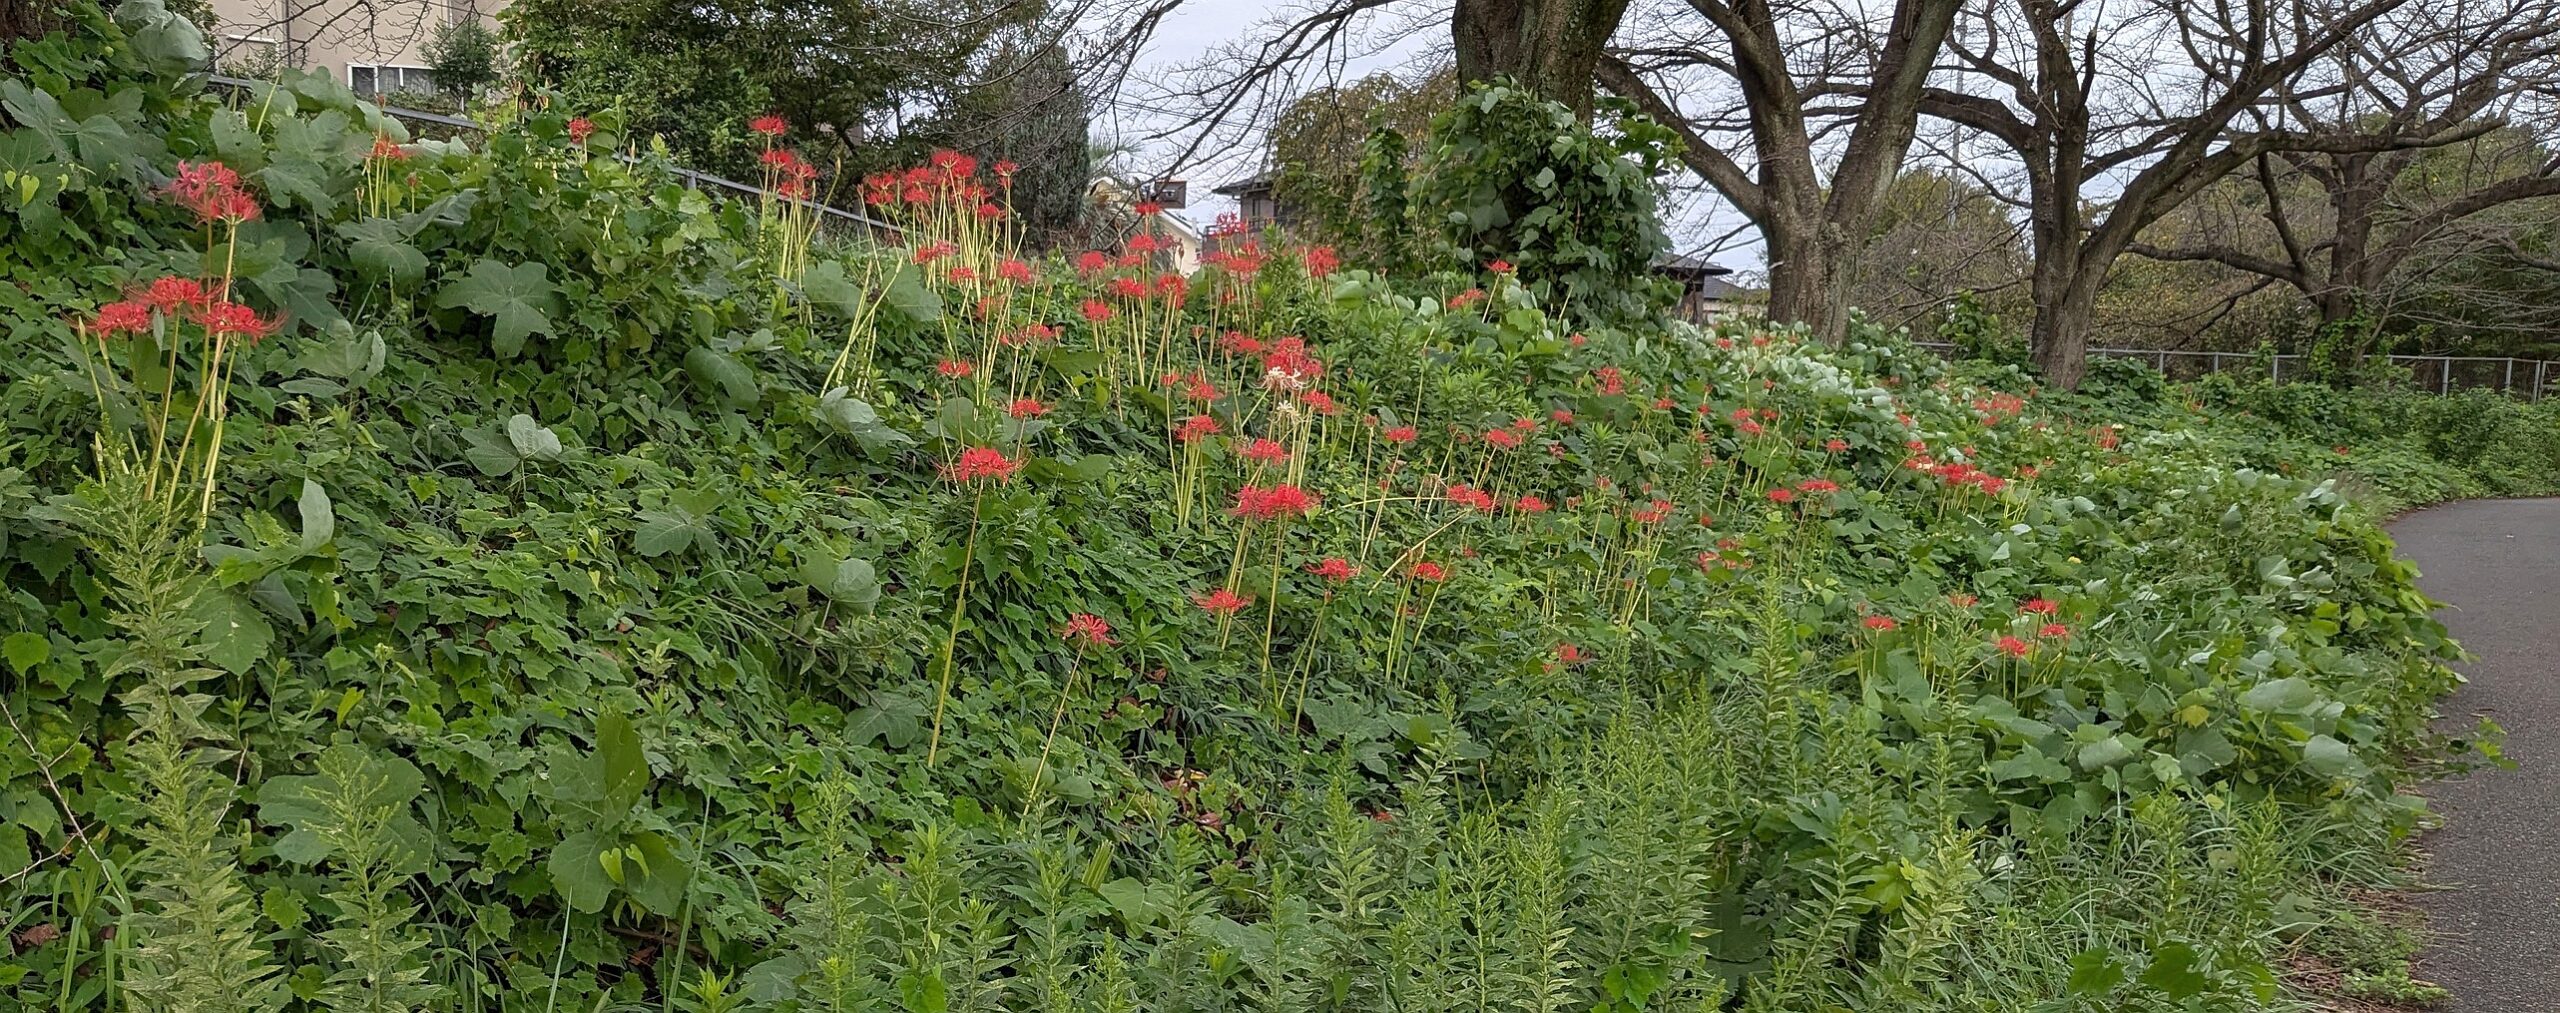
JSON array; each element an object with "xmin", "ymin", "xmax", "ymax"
[{"xmin": 350, "ymin": 65, "xmax": 437, "ymax": 98}]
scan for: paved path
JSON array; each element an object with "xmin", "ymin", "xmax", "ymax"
[{"xmin": 2390, "ymin": 499, "xmax": 2560, "ymax": 1009}]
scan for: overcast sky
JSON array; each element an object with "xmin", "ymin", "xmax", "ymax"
[{"xmin": 1099, "ymin": 1, "xmax": 1768, "ymax": 273}]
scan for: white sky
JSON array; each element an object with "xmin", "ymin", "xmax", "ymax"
[{"xmin": 1100, "ymin": 0, "xmax": 1767, "ymax": 274}]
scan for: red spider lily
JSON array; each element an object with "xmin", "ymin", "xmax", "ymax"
[
  {"xmin": 750, "ymin": 115, "xmax": 788, "ymax": 138},
  {"xmin": 935, "ymin": 359, "xmax": 975, "ymax": 379},
  {"xmin": 1231, "ymin": 484, "xmax": 1318, "ymax": 521},
  {"xmin": 1407, "ymin": 560, "xmax": 1448, "ymax": 582},
  {"xmin": 1181, "ymin": 374, "xmax": 1221, "ymax": 402},
  {"xmin": 976, "ymin": 203, "xmax": 1006, "ymax": 221},
  {"xmin": 368, "ymin": 134, "xmax": 410, "ymax": 161},
  {"xmin": 2038, "ymin": 622, "xmax": 2071, "ymax": 640},
  {"xmin": 141, "ymin": 276, "xmax": 208, "ymax": 316},
  {"xmin": 2019, "ymin": 598, "xmax": 2059, "ymax": 615},
  {"xmin": 914, "ymin": 241, "xmax": 958, "ymax": 265},
  {"xmin": 1996, "ymin": 635, "xmax": 2033, "ymax": 658},
  {"xmin": 1482, "ymin": 428, "xmax": 1521, "ymax": 450},
  {"xmin": 567, "ymin": 118, "xmax": 595, "ymax": 143},
  {"xmin": 944, "ymin": 447, "xmax": 1020, "ymax": 483},
  {"xmin": 1765, "ymin": 486, "xmax": 1796, "ymax": 504},
  {"xmin": 1513, "ymin": 495, "xmax": 1550, "ymax": 514},
  {"xmin": 1134, "ymin": 201, "xmax": 1163, "ymax": 216},
  {"xmin": 1302, "ymin": 245, "xmax": 1339, "ymax": 278},
  {"xmin": 1306, "ymin": 557, "xmax": 1359, "ymax": 582},
  {"xmin": 1174, "ymin": 414, "xmax": 1223, "ymax": 443},
  {"xmin": 1382, "ymin": 425, "xmax": 1417, "ymax": 444},
  {"xmin": 1824, "ymin": 438, "xmax": 1848, "ymax": 452},
  {"xmin": 1555, "ymin": 642, "xmax": 1589, "ymax": 666},
  {"xmin": 1061, "ymin": 613, "xmax": 1115, "ymax": 648},
  {"xmin": 774, "ymin": 179, "xmax": 812, "ymax": 200},
  {"xmin": 1569, "ymin": 333, "xmax": 1588, "ymax": 346},
  {"xmin": 1693, "ymin": 551, "xmax": 1722, "ymax": 570},
  {"xmin": 1075, "ymin": 251, "xmax": 1110, "ymax": 275},
  {"xmin": 928, "ymin": 149, "xmax": 978, "ymax": 177},
  {"xmin": 1079, "ymin": 299, "xmax": 1113, "ymax": 323},
  {"xmin": 992, "ymin": 160, "xmax": 1019, "ymax": 178},
  {"xmin": 1008, "ymin": 398, "xmax": 1049, "ymax": 419},
  {"xmin": 1654, "ymin": 397, "xmax": 1678, "ymax": 411},
  {"xmin": 1447, "ymin": 288, "xmax": 1486, "ymax": 309},
  {"xmin": 1737, "ymin": 419, "xmax": 1764, "ymax": 436},
  {"xmin": 90, "ymin": 300, "xmax": 153, "ymax": 336},
  {"xmin": 1241, "ymin": 438, "xmax": 1289, "ymax": 463},
  {"xmin": 197, "ymin": 300, "xmax": 278, "ymax": 340},
  {"xmin": 760, "ymin": 148, "xmax": 800, "ymax": 170},
  {"xmin": 1486, "ymin": 259, "xmax": 1514, "ymax": 274},
  {"xmin": 1445, "ymin": 485, "xmax": 1497, "ymax": 512},
  {"xmin": 1128, "ymin": 234, "xmax": 1164, "ymax": 254},
  {"xmin": 1261, "ymin": 337, "xmax": 1323, "ymax": 380},
  {"xmin": 1631, "ymin": 498, "xmax": 1673, "ymax": 524},
  {"xmin": 1510, "ymin": 417, "xmax": 1537, "ymax": 432},
  {"xmin": 1550, "ymin": 409, "xmax": 1574, "ymax": 425},
  {"xmin": 1194, "ymin": 587, "xmax": 1252, "ymax": 614},
  {"xmin": 948, "ymin": 267, "xmax": 979, "ymax": 284},
  {"xmin": 1000, "ymin": 324, "xmax": 1059, "ymax": 347},
  {"xmin": 1219, "ymin": 331, "xmax": 1264, "ymax": 355},
  {"xmin": 170, "ymin": 160, "xmax": 259, "ymax": 224},
  {"xmin": 1593, "ymin": 366, "xmax": 1625, "ymax": 396},
  {"xmin": 1293, "ymin": 389, "xmax": 1336, "ymax": 415},
  {"xmin": 1155, "ymin": 273, "xmax": 1186, "ymax": 301},
  {"xmin": 1108, "ymin": 276, "xmax": 1148, "ymax": 300},
  {"xmin": 1863, "ymin": 615, "xmax": 1899, "ymax": 631},
  {"xmin": 1949, "ymin": 593, "xmax": 1979, "ymax": 608},
  {"xmin": 997, "ymin": 259, "xmax": 1035, "ymax": 284},
  {"xmin": 1796, "ymin": 478, "xmax": 1840, "ymax": 494}
]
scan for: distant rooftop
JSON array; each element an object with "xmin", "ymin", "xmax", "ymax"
[{"xmin": 1210, "ymin": 170, "xmax": 1281, "ymax": 197}]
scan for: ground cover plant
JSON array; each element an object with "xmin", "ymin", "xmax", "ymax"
[{"xmin": 0, "ymin": 6, "xmax": 2507, "ymax": 1011}]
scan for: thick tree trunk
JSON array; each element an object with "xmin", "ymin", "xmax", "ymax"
[
  {"xmin": 1763, "ymin": 218, "xmax": 1857, "ymax": 343},
  {"xmin": 1453, "ymin": 0, "xmax": 1631, "ymax": 118},
  {"xmin": 2029, "ymin": 268, "xmax": 2104, "ymax": 390}
]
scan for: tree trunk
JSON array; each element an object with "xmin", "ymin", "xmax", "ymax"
[
  {"xmin": 2029, "ymin": 266, "xmax": 2104, "ymax": 389},
  {"xmin": 1763, "ymin": 218, "xmax": 1857, "ymax": 343},
  {"xmin": 1453, "ymin": 0, "xmax": 1631, "ymax": 119}
]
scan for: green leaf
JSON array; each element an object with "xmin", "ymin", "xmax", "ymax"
[
  {"xmin": 880, "ymin": 261, "xmax": 943, "ymax": 323},
  {"xmin": 2302, "ymin": 734, "xmax": 2367, "ymax": 779},
  {"xmin": 336, "ymin": 217, "xmax": 427, "ymax": 284},
  {"xmin": 815, "ymin": 387, "xmax": 913, "ymax": 451},
  {"xmin": 2239, "ymin": 677, "xmax": 2317, "ymax": 714},
  {"xmin": 192, "ymin": 589, "xmax": 274, "ymax": 676},
  {"xmin": 435, "ymin": 259, "xmax": 562, "ymax": 356},
  {"xmin": 802, "ymin": 555, "xmax": 881, "ymax": 610},
  {"xmin": 685, "ymin": 346, "xmax": 761, "ymax": 407},
  {"xmin": 505, "ymin": 414, "xmax": 562, "ymax": 461},
  {"xmin": 2136, "ymin": 942, "xmax": 2206, "ymax": 1000},
  {"xmin": 633, "ymin": 508, "xmax": 705, "ymax": 557},
  {"xmin": 459, "ymin": 427, "xmax": 520, "ymax": 477},
  {"xmin": 1, "ymin": 632, "xmax": 48, "ymax": 676},
  {"xmin": 798, "ymin": 258, "xmax": 872, "ymax": 317},
  {"xmin": 548, "ymin": 828, "xmax": 615, "ymax": 913},
  {"xmin": 2064, "ymin": 947, "xmax": 2125, "ymax": 996},
  {"xmin": 594, "ymin": 712, "xmax": 648, "ymax": 812},
  {"xmin": 296, "ymin": 478, "xmax": 334, "ymax": 554}
]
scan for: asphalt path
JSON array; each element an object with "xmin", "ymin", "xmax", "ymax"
[{"xmin": 2389, "ymin": 499, "xmax": 2560, "ymax": 1009}]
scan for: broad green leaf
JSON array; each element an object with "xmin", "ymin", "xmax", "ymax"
[
  {"xmin": 2136, "ymin": 942, "xmax": 2206, "ymax": 1000},
  {"xmin": 802, "ymin": 555, "xmax": 881, "ymax": 610},
  {"xmin": 435, "ymin": 259, "xmax": 562, "ymax": 356},
  {"xmin": 296, "ymin": 478, "xmax": 334, "ymax": 554},
  {"xmin": 880, "ymin": 261, "xmax": 943, "ymax": 323},
  {"xmin": 685, "ymin": 346, "xmax": 761, "ymax": 406},
  {"xmin": 460, "ymin": 427, "xmax": 520, "ymax": 477},
  {"xmin": 2239, "ymin": 677, "xmax": 2316, "ymax": 714},
  {"xmin": 2302, "ymin": 734, "xmax": 2366, "ymax": 779},
  {"xmin": 633, "ymin": 508, "xmax": 705, "ymax": 557},
  {"xmin": 192, "ymin": 589, "xmax": 274, "ymax": 676},
  {"xmin": 548, "ymin": 828, "xmax": 615, "ymax": 913},
  {"xmin": 595, "ymin": 712, "xmax": 648, "ymax": 812},
  {"xmin": 1, "ymin": 632, "xmax": 48, "ymax": 676},
  {"xmin": 2064, "ymin": 947, "xmax": 2125, "ymax": 996},
  {"xmin": 336, "ymin": 217, "xmax": 427, "ymax": 284},
  {"xmin": 506, "ymin": 414, "xmax": 562, "ymax": 461}
]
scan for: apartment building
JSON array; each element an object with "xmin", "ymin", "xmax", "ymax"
[{"xmin": 205, "ymin": 0, "xmax": 502, "ymax": 99}]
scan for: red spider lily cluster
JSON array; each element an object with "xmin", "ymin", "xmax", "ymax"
[
  {"xmin": 944, "ymin": 447, "xmax": 1020, "ymax": 484},
  {"xmin": 1193, "ymin": 587, "xmax": 1253, "ymax": 614},
  {"xmin": 1061, "ymin": 613, "xmax": 1116, "ymax": 648},
  {"xmin": 1231, "ymin": 484, "xmax": 1317, "ymax": 521},
  {"xmin": 169, "ymin": 161, "xmax": 260, "ymax": 224},
  {"xmin": 90, "ymin": 276, "xmax": 277, "ymax": 343}
]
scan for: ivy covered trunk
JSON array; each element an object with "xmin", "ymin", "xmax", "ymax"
[{"xmin": 1451, "ymin": 0, "xmax": 1632, "ymax": 118}]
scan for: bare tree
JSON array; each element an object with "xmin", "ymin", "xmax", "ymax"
[
  {"xmin": 1595, "ymin": 0, "xmax": 1962, "ymax": 343},
  {"xmin": 1453, "ymin": 0, "xmax": 1632, "ymax": 116},
  {"xmin": 1918, "ymin": 0, "xmax": 2449, "ymax": 387},
  {"xmin": 2128, "ymin": 0, "xmax": 2560, "ymax": 362}
]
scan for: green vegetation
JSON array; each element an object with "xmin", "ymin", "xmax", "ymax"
[{"xmin": 0, "ymin": 7, "xmax": 2545, "ymax": 1011}]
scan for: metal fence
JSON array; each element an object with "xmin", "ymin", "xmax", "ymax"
[
  {"xmin": 1911, "ymin": 342, "xmax": 2556, "ymax": 401},
  {"xmin": 206, "ymin": 75, "xmax": 903, "ymax": 239}
]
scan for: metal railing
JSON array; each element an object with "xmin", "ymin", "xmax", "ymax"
[
  {"xmin": 1912, "ymin": 341, "xmax": 2555, "ymax": 401},
  {"xmin": 205, "ymin": 74, "xmax": 903, "ymax": 239}
]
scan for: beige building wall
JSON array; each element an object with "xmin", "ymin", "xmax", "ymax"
[{"xmin": 205, "ymin": 0, "xmax": 504, "ymax": 99}]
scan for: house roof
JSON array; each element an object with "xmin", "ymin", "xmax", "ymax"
[
  {"xmin": 1691, "ymin": 275, "xmax": 1752, "ymax": 301},
  {"xmin": 1651, "ymin": 252, "xmax": 1735, "ymax": 279},
  {"xmin": 1210, "ymin": 170, "xmax": 1281, "ymax": 197}
]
